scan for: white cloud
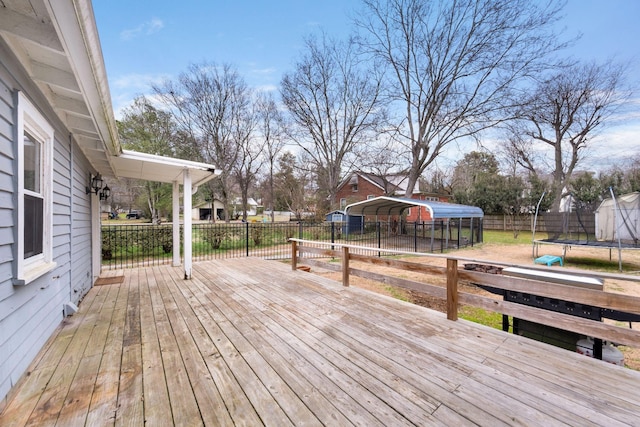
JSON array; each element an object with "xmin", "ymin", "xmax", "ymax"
[
  {"xmin": 251, "ymin": 67, "xmax": 277, "ymax": 75},
  {"xmin": 109, "ymin": 73, "xmax": 173, "ymax": 119},
  {"xmin": 113, "ymin": 73, "xmax": 170, "ymax": 91},
  {"xmin": 120, "ymin": 18, "xmax": 164, "ymax": 41},
  {"xmin": 582, "ymin": 123, "xmax": 640, "ymax": 169},
  {"xmin": 254, "ymin": 84, "xmax": 279, "ymax": 93}
]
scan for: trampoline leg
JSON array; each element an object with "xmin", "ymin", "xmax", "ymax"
[{"xmin": 619, "ymin": 248, "xmax": 622, "ymax": 272}]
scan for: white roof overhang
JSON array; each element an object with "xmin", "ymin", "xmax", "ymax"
[
  {"xmin": 113, "ymin": 150, "xmax": 219, "ymax": 187},
  {"xmin": 345, "ymin": 196, "xmax": 484, "ymax": 219},
  {"xmin": 0, "ymin": 0, "xmax": 217, "ymax": 184}
]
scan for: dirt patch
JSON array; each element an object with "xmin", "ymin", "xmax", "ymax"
[{"xmin": 309, "ymin": 242, "xmax": 640, "ymax": 370}]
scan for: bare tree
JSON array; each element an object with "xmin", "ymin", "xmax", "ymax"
[
  {"xmin": 232, "ymin": 101, "xmax": 262, "ymax": 221},
  {"xmin": 358, "ymin": 131, "xmax": 409, "ymax": 192},
  {"xmin": 154, "ymin": 62, "xmax": 250, "ymax": 222},
  {"xmin": 280, "ymin": 33, "xmax": 387, "ymax": 209},
  {"xmin": 356, "ymin": 0, "xmax": 567, "ymax": 197},
  {"xmin": 256, "ymin": 92, "xmax": 287, "ymax": 222},
  {"xmin": 421, "ymin": 166, "xmax": 452, "ymax": 195},
  {"xmin": 502, "ymin": 61, "xmax": 630, "ymax": 211},
  {"xmin": 272, "ymin": 151, "xmax": 309, "ymax": 219}
]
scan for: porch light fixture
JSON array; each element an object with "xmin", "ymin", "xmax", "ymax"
[
  {"xmin": 99, "ymin": 185, "xmax": 111, "ymax": 201},
  {"xmin": 86, "ymin": 173, "xmax": 104, "ymax": 195},
  {"xmin": 85, "ymin": 172, "xmax": 111, "ymax": 200}
]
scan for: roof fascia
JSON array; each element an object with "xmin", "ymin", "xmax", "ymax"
[{"xmin": 45, "ymin": 0, "xmax": 120, "ymax": 159}]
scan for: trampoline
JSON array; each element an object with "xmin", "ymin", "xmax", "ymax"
[{"xmin": 532, "ymin": 192, "xmax": 640, "ymax": 271}]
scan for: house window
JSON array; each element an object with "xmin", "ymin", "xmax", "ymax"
[
  {"xmin": 340, "ymin": 198, "xmax": 347, "ymax": 209},
  {"xmin": 15, "ymin": 93, "xmax": 55, "ymax": 284},
  {"xmin": 367, "ymin": 194, "xmax": 375, "ymax": 200},
  {"xmin": 351, "ymin": 184, "xmax": 358, "ymax": 192},
  {"xmin": 23, "ymin": 130, "xmax": 44, "ymax": 258}
]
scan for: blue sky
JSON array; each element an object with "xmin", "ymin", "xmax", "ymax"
[{"xmin": 93, "ymin": 0, "xmax": 640, "ymax": 171}]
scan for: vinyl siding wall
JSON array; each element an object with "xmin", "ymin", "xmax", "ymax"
[{"xmin": 0, "ymin": 45, "xmax": 95, "ymax": 406}]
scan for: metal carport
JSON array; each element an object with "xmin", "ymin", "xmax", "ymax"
[
  {"xmin": 345, "ymin": 196, "xmax": 484, "ymax": 251},
  {"xmin": 344, "ymin": 196, "xmax": 483, "ymax": 219}
]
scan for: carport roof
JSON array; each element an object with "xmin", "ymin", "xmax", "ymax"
[{"xmin": 345, "ymin": 196, "xmax": 484, "ymax": 219}]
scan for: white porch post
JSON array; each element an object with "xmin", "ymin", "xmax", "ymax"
[
  {"xmin": 172, "ymin": 180, "xmax": 181, "ymax": 267},
  {"xmin": 183, "ymin": 169, "xmax": 192, "ymax": 279}
]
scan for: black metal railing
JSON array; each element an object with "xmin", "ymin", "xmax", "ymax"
[{"xmin": 101, "ymin": 219, "xmax": 482, "ymax": 270}]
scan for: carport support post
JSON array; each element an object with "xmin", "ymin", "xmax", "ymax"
[
  {"xmin": 446, "ymin": 258, "xmax": 458, "ymax": 320},
  {"xmin": 183, "ymin": 169, "xmax": 192, "ymax": 279},
  {"xmin": 172, "ymin": 181, "xmax": 181, "ymax": 267}
]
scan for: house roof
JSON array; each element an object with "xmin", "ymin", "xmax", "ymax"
[
  {"xmin": 0, "ymin": 0, "xmax": 218, "ymax": 184},
  {"xmin": 339, "ymin": 171, "xmax": 420, "ymax": 195},
  {"xmin": 345, "ymin": 196, "xmax": 484, "ymax": 219}
]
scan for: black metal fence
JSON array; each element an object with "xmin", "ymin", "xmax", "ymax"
[{"xmin": 101, "ymin": 219, "xmax": 483, "ymax": 270}]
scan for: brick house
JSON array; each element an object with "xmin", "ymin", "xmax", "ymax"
[{"xmin": 335, "ymin": 171, "xmax": 450, "ymax": 221}]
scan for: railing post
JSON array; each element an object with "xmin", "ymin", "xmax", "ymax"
[
  {"xmin": 331, "ymin": 222, "xmax": 335, "ymax": 250},
  {"xmin": 245, "ymin": 221, "xmax": 250, "ymax": 257},
  {"xmin": 342, "ymin": 246, "xmax": 349, "ymax": 287},
  {"xmin": 377, "ymin": 221, "xmax": 381, "ymax": 257},
  {"xmin": 446, "ymin": 258, "xmax": 458, "ymax": 321},
  {"xmin": 291, "ymin": 240, "xmax": 297, "ymax": 271}
]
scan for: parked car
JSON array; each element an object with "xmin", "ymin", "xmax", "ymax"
[{"xmin": 126, "ymin": 210, "xmax": 144, "ymax": 219}]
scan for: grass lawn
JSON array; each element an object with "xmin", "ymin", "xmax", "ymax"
[{"xmin": 482, "ymin": 229, "xmax": 534, "ymax": 244}]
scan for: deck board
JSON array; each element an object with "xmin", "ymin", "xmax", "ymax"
[
  {"xmin": 137, "ymin": 267, "xmax": 165, "ymax": 422},
  {"xmin": 2, "ymin": 258, "xmax": 640, "ymax": 426},
  {"xmin": 201, "ymin": 275, "xmax": 424, "ymax": 426},
  {"xmin": 156, "ymin": 265, "xmax": 234, "ymax": 427},
  {"xmin": 116, "ymin": 268, "xmax": 144, "ymax": 426},
  {"xmin": 86, "ymin": 273, "xmax": 130, "ymax": 425}
]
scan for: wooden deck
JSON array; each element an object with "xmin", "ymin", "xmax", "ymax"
[{"xmin": 2, "ymin": 258, "xmax": 640, "ymax": 426}]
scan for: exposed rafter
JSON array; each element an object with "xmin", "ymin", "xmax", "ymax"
[
  {"xmin": 31, "ymin": 60, "xmax": 81, "ymax": 92},
  {"xmin": 51, "ymin": 93, "xmax": 91, "ymax": 116},
  {"xmin": 0, "ymin": 6, "xmax": 63, "ymax": 51}
]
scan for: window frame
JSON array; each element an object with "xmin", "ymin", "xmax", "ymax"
[{"xmin": 15, "ymin": 92, "xmax": 56, "ymax": 285}]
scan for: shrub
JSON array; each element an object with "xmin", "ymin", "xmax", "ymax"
[
  {"xmin": 285, "ymin": 226, "xmax": 296, "ymax": 241},
  {"xmin": 202, "ymin": 227, "xmax": 227, "ymax": 249},
  {"xmin": 102, "ymin": 226, "xmax": 135, "ymax": 259}
]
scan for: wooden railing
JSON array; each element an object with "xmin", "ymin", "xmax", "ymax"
[{"xmin": 290, "ymin": 239, "xmax": 640, "ymax": 348}]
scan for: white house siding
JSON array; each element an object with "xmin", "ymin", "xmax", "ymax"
[
  {"xmin": 0, "ymin": 44, "xmax": 94, "ymax": 405},
  {"xmin": 70, "ymin": 143, "xmax": 94, "ymax": 301}
]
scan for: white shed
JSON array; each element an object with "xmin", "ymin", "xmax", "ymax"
[{"xmin": 595, "ymin": 192, "xmax": 640, "ymax": 243}]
